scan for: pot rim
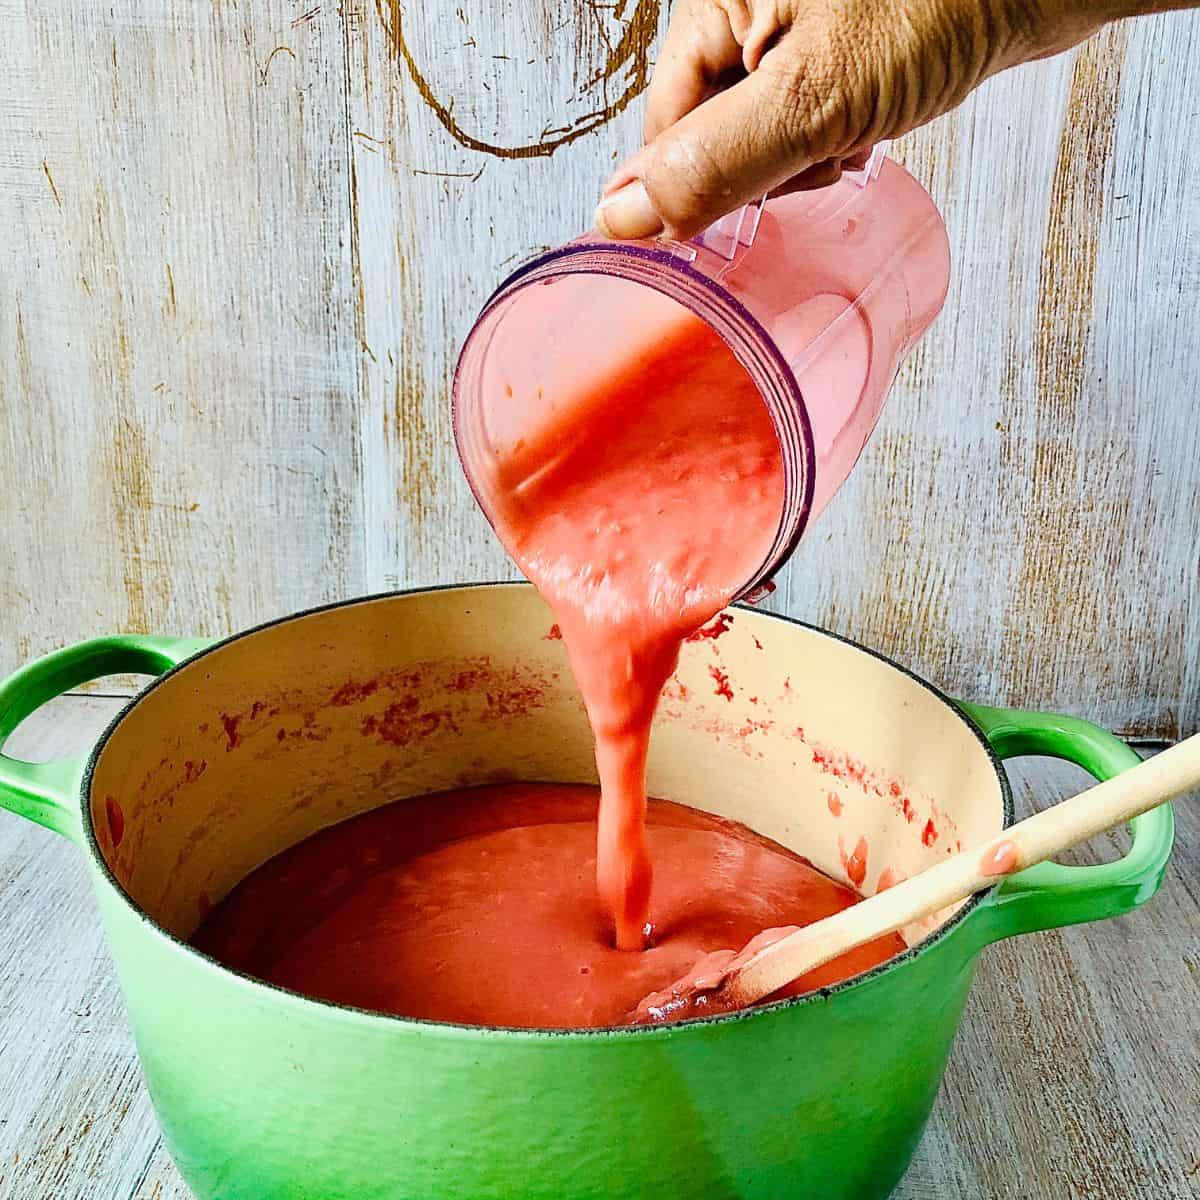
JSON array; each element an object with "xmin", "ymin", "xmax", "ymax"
[{"xmin": 80, "ymin": 581, "xmax": 1012, "ymax": 1040}]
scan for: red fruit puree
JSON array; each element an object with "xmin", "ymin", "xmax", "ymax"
[
  {"xmin": 194, "ymin": 308, "xmax": 905, "ymax": 1026},
  {"xmin": 194, "ymin": 783, "xmax": 904, "ymax": 1028},
  {"xmin": 484, "ymin": 312, "xmax": 785, "ymax": 949}
]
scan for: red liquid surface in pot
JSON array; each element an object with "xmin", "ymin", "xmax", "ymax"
[
  {"xmin": 193, "ymin": 783, "xmax": 905, "ymax": 1028},
  {"xmin": 481, "ymin": 311, "xmax": 785, "ymax": 948}
]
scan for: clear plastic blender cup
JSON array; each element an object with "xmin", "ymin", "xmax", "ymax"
[{"xmin": 453, "ymin": 151, "xmax": 950, "ymax": 598}]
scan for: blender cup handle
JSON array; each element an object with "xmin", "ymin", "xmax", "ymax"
[
  {"xmin": 694, "ymin": 144, "xmax": 890, "ymax": 260},
  {"xmin": 957, "ymin": 701, "xmax": 1176, "ymax": 944},
  {"xmin": 693, "ymin": 195, "xmax": 766, "ymax": 261},
  {"xmin": 844, "ymin": 143, "xmax": 888, "ymax": 188}
]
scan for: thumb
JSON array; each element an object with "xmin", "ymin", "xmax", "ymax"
[{"xmin": 596, "ymin": 60, "xmax": 849, "ymax": 242}]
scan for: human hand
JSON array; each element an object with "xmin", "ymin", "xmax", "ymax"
[{"xmin": 593, "ymin": 0, "xmax": 1140, "ymax": 241}]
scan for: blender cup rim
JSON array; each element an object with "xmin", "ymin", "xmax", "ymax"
[{"xmin": 451, "ymin": 238, "xmax": 816, "ymax": 600}]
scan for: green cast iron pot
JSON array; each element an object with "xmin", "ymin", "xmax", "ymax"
[{"xmin": 0, "ymin": 584, "xmax": 1175, "ymax": 1200}]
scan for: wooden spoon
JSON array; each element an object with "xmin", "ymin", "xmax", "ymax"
[{"xmin": 633, "ymin": 732, "xmax": 1200, "ymax": 1024}]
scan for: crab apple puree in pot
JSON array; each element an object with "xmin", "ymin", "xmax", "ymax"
[{"xmin": 194, "ymin": 783, "xmax": 905, "ymax": 1028}]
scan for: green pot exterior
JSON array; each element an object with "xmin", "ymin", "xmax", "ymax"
[
  {"xmin": 0, "ymin": 611, "xmax": 1176, "ymax": 1200},
  {"xmin": 97, "ymin": 880, "xmax": 984, "ymax": 1200}
]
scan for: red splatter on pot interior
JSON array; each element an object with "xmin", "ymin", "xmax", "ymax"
[
  {"xmin": 330, "ymin": 679, "xmax": 380, "ymax": 707},
  {"xmin": 839, "ymin": 835, "xmax": 869, "ymax": 888},
  {"xmin": 104, "ymin": 795, "xmax": 125, "ymax": 849},
  {"xmin": 220, "ymin": 714, "xmax": 241, "ymax": 751},
  {"xmin": 709, "ymin": 665, "xmax": 734, "ymax": 701}
]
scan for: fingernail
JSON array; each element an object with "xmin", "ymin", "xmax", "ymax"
[{"xmin": 594, "ymin": 180, "xmax": 664, "ymax": 240}]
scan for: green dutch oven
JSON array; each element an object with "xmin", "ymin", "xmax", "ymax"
[{"xmin": 0, "ymin": 584, "xmax": 1174, "ymax": 1200}]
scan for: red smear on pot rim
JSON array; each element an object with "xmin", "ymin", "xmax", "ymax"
[
  {"xmin": 217, "ymin": 658, "xmax": 554, "ymax": 755},
  {"xmin": 686, "ymin": 613, "xmax": 733, "ymax": 643},
  {"xmin": 792, "ymin": 734, "xmax": 947, "ymax": 850}
]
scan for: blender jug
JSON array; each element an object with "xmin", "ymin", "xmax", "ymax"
[{"xmin": 453, "ymin": 150, "xmax": 950, "ymax": 597}]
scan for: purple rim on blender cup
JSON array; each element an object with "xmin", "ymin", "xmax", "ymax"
[{"xmin": 451, "ymin": 239, "xmax": 815, "ymax": 602}]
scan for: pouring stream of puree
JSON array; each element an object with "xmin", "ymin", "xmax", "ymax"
[{"xmin": 485, "ymin": 308, "xmax": 785, "ymax": 950}]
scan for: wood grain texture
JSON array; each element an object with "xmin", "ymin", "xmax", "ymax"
[
  {"xmin": 0, "ymin": 0, "xmax": 364, "ymax": 661},
  {"xmin": 2, "ymin": 2, "xmax": 1198, "ymax": 736},
  {"xmin": 0, "ymin": 696, "xmax": 1195, "ymax": 1198}
]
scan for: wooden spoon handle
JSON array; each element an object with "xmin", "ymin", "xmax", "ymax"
[{"xmin": 728, "ymin": 732, "xmax": 1200, "ymax": 1008}]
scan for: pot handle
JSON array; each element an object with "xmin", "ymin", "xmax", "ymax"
[
  {"xmin": 958, "ymin": 701, "xmax": 1176, "ymax": 943},
  {"xmin": 0, "ymin": 635, "xmax": 211, "ymax": 845}
]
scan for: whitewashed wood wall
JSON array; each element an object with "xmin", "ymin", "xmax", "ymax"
[{"xmin": 1, "ymin": 1, "xmax": 1198, "ymax": 737}]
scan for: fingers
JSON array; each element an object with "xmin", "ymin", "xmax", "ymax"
[
  {"xmin": 597, "ymin": 51, "xmax": 849, "ymax": 242},
  {"xmin": 768, "ymin": 158, "xmax": 846, "ymax": 197},
  {"xmin": 766, "ymin": 146, "xmax": 875, "ymax": 198},
  {"xmin": 741, "ymin": 3, "xmax": 785, "ymax": 73},
  {"xmin": 842, "ymin": 146, "xmax": 874, "ymax": 171},
  {"xmin": 642, "ymin": 1, "xmax": 745, "ymax": 145}
]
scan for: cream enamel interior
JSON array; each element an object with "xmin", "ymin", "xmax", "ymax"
[{"xmin": 88, "ymin": 586, "xmax": 1005, "ymax": 951}]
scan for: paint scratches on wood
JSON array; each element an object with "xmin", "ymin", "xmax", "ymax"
[
  {"xmin": 1036, "ymin": 25, "xmax": 1128, "ymax": 425},
  {"xmin": 109, "ymin": 411, "xmax": 154, "ymax": 634},
  {"xmin": 392, "ymin": 242, "xmax": 435, "ymax": 540},
  {"xmin": 41, "ymin": 161, "xmax": 63, "ymax": 210},
  {"xmin": 1001, "ymin": 25, "xmax": 1130, "ymax": 701},
  {"xmin": 86, "ymin": 181, "xmax": 155, "ymax": 636},
  {"xmin": 376, "ymin": 0, "xmax": 659, "ymax": 158}
]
